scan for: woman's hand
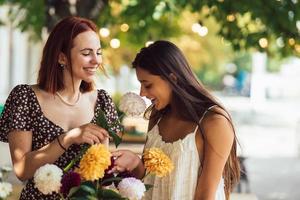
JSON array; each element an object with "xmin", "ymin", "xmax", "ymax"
[
  {"xmin": 64, "ymin": 123, "xmax": 110, "ymax": 147},
  {"xmin": 109, "ymin": 150, "xmax": 141, "ymax": 173}
]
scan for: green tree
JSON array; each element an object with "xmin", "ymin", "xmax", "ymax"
[{"xmin": 1, "ymin": 0, "xmax": 299, "ymax": 58}]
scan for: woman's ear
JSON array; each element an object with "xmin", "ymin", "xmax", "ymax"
[
  {"xmin": 58, "ymin": 52, "xmax": 67, "ymax": 65},
  {"xmin": 169, "ymin": 73, "xmax": 178, "ymax": 83}
]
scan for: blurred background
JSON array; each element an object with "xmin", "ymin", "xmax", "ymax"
[{"xmin": 0, "ymin": 0, "xmax": 300, "ymax": 200}]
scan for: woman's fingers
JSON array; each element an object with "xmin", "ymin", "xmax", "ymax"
[
  {"xmin": 90, "ymin": 124, "xmax": 110, "ymax": 137},
  {"xmin": 111, "ymin": 150, "xmax": 124, "ymax": 158},
  {"xmin": 108, "ymin": 165, "xmax": 126, "ymax": 174},
  {"xmin": 84, "ymin": 124, "xmax": 110, "ymax": 143}
]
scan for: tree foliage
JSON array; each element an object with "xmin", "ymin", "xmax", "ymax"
[{"xmin": 1, "ymin": 0, "xmax": 299, "ymax": 58}]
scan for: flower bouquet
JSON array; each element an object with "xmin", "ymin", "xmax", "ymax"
[
  {"xmin": 33, "ymin": 92, "xmax": 174, "ymax": 200},
  {"xmin": 34, "ymin": 145, "xmax": 173, "ymax": 200}
]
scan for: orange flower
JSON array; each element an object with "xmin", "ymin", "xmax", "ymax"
[
  {"xmin": 76, "ymin": 144, "xmax": 111, "ymax": 181},
  {"xmin": 143, "ymin": 148, "xmax": 174, "ymax": 177}
]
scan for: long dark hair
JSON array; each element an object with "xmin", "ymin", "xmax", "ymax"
[
  {"xmin": 38, "ymin": 16, "xmax": 103, "ymax": 93},
  {"xmin": 132, "ymin": 40, "xmax": 240, "ymax": 199}
]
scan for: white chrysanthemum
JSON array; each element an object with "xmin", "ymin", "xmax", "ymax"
[
  {"xmin": 117, "ymin": 177, "xmax": 146, "ymax": 200},
  {"xmin": 0, "ymin": 182, "xmax": 13, "ymax": 199},
  {"xmin": 34, "ymin": 164, "xmax": 63, "ymax": 195},
  {"xmin": 119, "ymin": 92, "xmax": 146, "ymax": 116}
]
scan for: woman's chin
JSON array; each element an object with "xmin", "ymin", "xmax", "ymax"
[
  {"xmin": 82, "ymin": 77, "xmax": 95, "ymax": 83},
  {"xmin": 154, "ymin": 103, "xmax": 166, "ymax": 111}
]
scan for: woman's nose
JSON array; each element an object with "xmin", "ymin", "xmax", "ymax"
[
  {"xmin": 91, "ymin": 53, "xmax": 101, "ymax": 65},
  {"xmin": 140, "ymin": 87, "xmax": 146, "ymax": 97}
]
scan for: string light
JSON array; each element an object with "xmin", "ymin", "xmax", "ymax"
[
  {"xmin": 99, "ymin": 28, "xmax": 110, "ymax": 38},
  {"xmin": 198, "ymin": 26, "xmax": 208, "ymax": 37},
  {"xmin": 296, "ymin": 20, "xmax": 300, "ymax": 31},
  {"xmin": 192, "ymin": 23, "xmax": 202, "ymax": 33},
  {"xmin": 191, "ymin": 22, "xmax": 208, "ymax": 37},
  {"xmin": 295, "ymin": 44, "xmax": 300, "ymax": 53},
  {"xmin": 48, "ymin": 7, "xmax": 55, "ymax": 15},
  {"xmin": 110, "ymin": 38, "xmax": 120, "ymax": 49},
  {"xmin": 276, "ymin": 37, "xmax": 285, "ymax": 48},
  {"xmin": 227, "ymin": 14, "xmax": 235, "ymax": 22},
  {"xmin": 288, "ymin": 38, "xmax": 295, "ymax": 46},
  {"xmin": 259, "ymin": 38, "xmax": 268, "ymax": 48},
  {"xmin": 120, "ymin": 23, "xmax": 129, "ymax": 32}
]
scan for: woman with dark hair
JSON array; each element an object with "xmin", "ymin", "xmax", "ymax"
[
  {"xmin": 0, "ymin": 16, "xmax": 120, "ymax": 199},
  {"xmin": 112, "ymin": 40, "xmax": 240, "ymax": 200}
]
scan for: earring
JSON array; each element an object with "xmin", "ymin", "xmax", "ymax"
[{"xmin": 59, "ymin": 63, "xmax": 65, "ymax": 68}]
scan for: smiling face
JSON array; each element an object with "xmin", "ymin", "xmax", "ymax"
[
  {"xmin": 65, "ymin": 30, "xmax": 102, "ymax": 83},
  {"xmin": 136, "ymin": 67, "xmax": 173, "ymax": 110}
]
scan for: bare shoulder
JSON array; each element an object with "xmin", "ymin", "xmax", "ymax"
[
  {"xmin": 30, "ymin": 84, "xmax": 53, "ymax": 100},
  {"xmin": 202, "ymin": 106, "xmax": 232, "ymax": 131},
  {"xmin": 30, "ymin": 84, "xmax": 40, "ymax": 94},
  {"xmin": 200, "ymin": 106, "xmax": 235, "ymax": 157}
]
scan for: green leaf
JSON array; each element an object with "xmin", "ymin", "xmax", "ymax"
[
  {"xmin": 145, "ymin": 184, "xmax": 153, "ymax": 191},
  {"xmin": 96, "ymin": 110, "xmax": 109, "ymax": 130},
  {"xmin": 101, "ymin": 176, "xmax": 123, "ymax": 186},
  {"xmin": 68, "ymin": 186, "xmax": 81, "ymax": 197},
  {"xmin": 96, "ymin": 109, "xmax": 122, "ymax": 148},
  {"xmin": 80, "ymin": 185, "xmax": 96, "ymax": 195},
  {"xmin": 98, "ymin": 188, "xmax": 128, "ymax": 199},
  {"xmin": 69, "ymin": 181, "xmax": 96, "ymax": 198},
  {"xmin": 108, "ymin": 129, "xmax": 122, "ymax": 148}
]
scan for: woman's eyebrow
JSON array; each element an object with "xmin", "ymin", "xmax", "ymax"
[{"xmin": 80, "ymin": 47, "xmax": 102, "ymax": 51}]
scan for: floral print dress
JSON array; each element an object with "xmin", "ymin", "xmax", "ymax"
[{"xmin": 0, "ymin": 84, "xmax": 120, "ymax": 200}]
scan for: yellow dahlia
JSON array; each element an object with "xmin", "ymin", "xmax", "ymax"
[
  {"xmin": 76, "ymin": 144, "xmax": 111, "ymax": 181},
  {"xmin": 143, "ymin": 148, "xmax": 174, "ymax": 177}
]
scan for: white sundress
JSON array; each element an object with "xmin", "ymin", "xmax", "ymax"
[{"xmin": 142, "ymin": 112, "xmax": 225, "ymax": 200}]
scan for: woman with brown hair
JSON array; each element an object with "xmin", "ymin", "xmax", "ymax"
[
  {"xmin": 111, "ymin": 40, "xmax": 240, "ymax": 200},
  {"xmin": 0, "ymin": 16, "xmax": 120, "ymax": 199}
]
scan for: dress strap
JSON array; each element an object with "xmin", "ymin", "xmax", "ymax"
[
  {"xmin": 156, "ymin": 116, "xmax": 163, "ymax": 124},
  {"xmin": 193, "ymin": 105, "xmax": 217, "ymax": 135},
  {"xmin": 199, "ymin": 105, "xmax": 217, "ymax": 124}
]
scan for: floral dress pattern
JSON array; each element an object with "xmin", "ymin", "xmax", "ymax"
[{"xmin": 0, "ymin": 84, "xmax": 121, "ymax": 199}]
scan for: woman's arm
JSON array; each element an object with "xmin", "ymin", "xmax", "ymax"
[
  {"xmin": 194, "ymin": 114, "xmax": 234, "ymax": 200},
  {"xmin": 8, "ymin": 123, "xmax": 109, "ymax": 181}
]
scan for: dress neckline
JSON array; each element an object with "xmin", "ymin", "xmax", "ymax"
[
  {"xmin": 148, "ymin": 123, "xmax": 198, "ymax": 145},
  {"xmin": 27, "ymin": 85, "xmax": 98, "ymax": 132}
]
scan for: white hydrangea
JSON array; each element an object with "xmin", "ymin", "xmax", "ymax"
[
  {"xmin": 119, "ymin": 92, "xmax": 146, "ymax": 116},
  {"xmin": 34, "ymin": 164, "xmax": 63, "ymax": 195},
  {"xmin": 0, "ymin": 182, "xmax": 13, "ymax": 199},
  {"xmin": 117, "ymin": 177, "xmax": 146, "ymax": 200}
]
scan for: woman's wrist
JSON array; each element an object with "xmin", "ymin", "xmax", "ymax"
[
  {"xmin": 56, "ymin": 136, "xmax": 67, "ymax": 151},
  {"xmin": 59, "ymin": 132, "xmax": 73, "ymax": 149},
  {"xmin": 132, "ymin": 155, "xmax": 145, "ymax": 178}
]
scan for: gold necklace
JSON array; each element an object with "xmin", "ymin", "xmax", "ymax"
[{"xmin": 56, "ymin": 91, "xmax": 81, "ymax": 106}]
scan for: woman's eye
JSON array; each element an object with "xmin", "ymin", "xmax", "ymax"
[{"xmin": 82, "ymin": 52, "xmax": 90, "ymax": 56}]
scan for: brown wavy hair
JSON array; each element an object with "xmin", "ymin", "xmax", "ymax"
[
  {"xmin": 132, "ymin": 40, "xmax": 240, "ymax": 199},
  {"xmin": 37, "ymin": 16, "xmax": 103, "ymax": 93}
]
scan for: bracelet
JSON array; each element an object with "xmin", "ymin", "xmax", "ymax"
[{"xmin": 56, "ymin": 136, "xmax": 67, "ymax": 151}]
